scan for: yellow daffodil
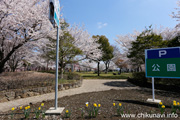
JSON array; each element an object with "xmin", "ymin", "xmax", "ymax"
[
  {"xmin": 66, "ymin": 110, "xmax": 69, "ymax": 113},
  {"xmin": 25, "ymin": 107, "xmax": 28, "ymax": 110},
  {"xmin": 38, "ymin": 107, "xmax": 41, "ymax": 110},
  {"xmin": 41, "ymin": 103, "xmax": 44, "ymax": 107},
  {"xmin": 113, "ymin": 103, "xmax": 115, "ymax": 106},
  {"xmin": 159, "ymin": 102, "xmax": 163, "ymax": 105},
  {"xmin": 162, "ymin": 105, "xmax": 165, "ymax": 109},
  {"xmin": 11, "ymin": 107, "xmax": 15, "ymax": 111},
  {"xmin": 86, "ymin": 103, "xmax": 88, "ymax": 107},
  {"xmin": 98, "ymin": 104, "xmax": 101, "ymax": 107},
  {"xmin": 173, "ymin": 100, "xmax": 176, "ymax": 103},
  {"xmin": 20, "ymin": 106, "xmax": 23, "ymax": 110},
  {"xmin": 119, "ymin": 103, "xmax": 122, "ymax": 107},
  {"xmin": 93, "ymin": 103, "xmax": 97, "ymax": 107},
  {"xmin": 173, "ymin": 102, "xmax": 177, "ymax": 106},
  {"xmin": 177, "ymin": 102, "xmax": 180, "ymax": 105},
  {"xmin": 27, "ymin": 106, "xmax": 30, "ymax": 109}
]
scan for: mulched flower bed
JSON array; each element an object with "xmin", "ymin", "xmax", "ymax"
[{"xmin": 0, "ymin": 88, "xmax": 180, "ymax": 120}]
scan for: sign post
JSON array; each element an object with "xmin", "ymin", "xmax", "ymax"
[
  {"xmin": 145, "ymin": 47, "xmax": 180, "ymax": 103},
  {"xmin": 55, "ymin": 24, "xmax": 59, "ymax": 109},
  {"xmin": 54, "ymin": 0, "xmax": 60, "ymax": 110},
  {"xmin": 152, "ymin": 77, "xmax": 155, "ymax": 101},
  {"xmin": 46, "ymin": 0, "xmax": 64, "ymax": 115}
]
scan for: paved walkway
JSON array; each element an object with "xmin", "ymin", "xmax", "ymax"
[{"xmin": 0, "ymin": 79, "xmax": 139, "ymax": 113}]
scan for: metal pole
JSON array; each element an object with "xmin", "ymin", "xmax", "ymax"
[
  {"xmin": 55, "ymin": 26, "xmax": 59, "ymax": 109},
  {"xmin": 152, "ymin": 77, "xmax": 155, "ymax": 101}
]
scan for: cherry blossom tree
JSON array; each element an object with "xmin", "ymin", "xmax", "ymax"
[
  {"xmin": 114, "ymin": 26, "xmax": 179, "ymax": 56},
  {"xmin": 6, "ymin": 46, "xmax": 26, "ymax": 72},
  {"xmin": 78, "ymin": 60, "xmax": 97, "ymax": 70},
  {"xmin": 69, "ymin": 25, "xmax": 102, "ymax": 61},
  {"xmin": 112, "ymin": 45, "xmax": 129, "ymax": 73},
  {"xmin": 68, "ymin": 24, "xmax": 102, "ymax": 76},
  {"xmin": 171, "ymin": 0, "xmax": 180, "ymax": 28},
  {"xmin": 153, "ymin": 25, "xmax": 178, "ymax": 40},
  {"xmin": 0, "ymin": 0, "xmax": 53, "ymax": 73},
  {"xmin": 114, "ymin": 30, "xmax": 140, "ymax": 55},
  {"xmin": 43, "ymin": 20, "xmax": 102, "ymax": 78},
  {"xmin": 114, "ymin": 26, "xmax": 178, "ymax": 69}
]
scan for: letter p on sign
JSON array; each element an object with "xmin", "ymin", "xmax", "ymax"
[{"xmin": 159, "ymin": 50, "xmax": 167, "ymax": 57}]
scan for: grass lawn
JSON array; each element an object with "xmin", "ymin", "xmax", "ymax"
[
  {"xmin": 76, "ymin": 72, "xmax": 132, "ymax": 79},
  {"xmin": 39, "ymin": 71, "xmax": 132, "ymax": 79}
]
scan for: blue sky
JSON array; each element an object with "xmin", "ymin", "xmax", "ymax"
[{"xmin": 60, "ymin": 0, "xmax": 178, "ymax": 45}]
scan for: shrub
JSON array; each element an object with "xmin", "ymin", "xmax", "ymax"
[
  {"xmin": 132, "ymin": 72, "xmax": 146, "ymax": 81},
  {"xmin": 93, "ymin": 71, "xmax": 101, "ymax": 74},
  {"xmin": 65, "ymin": 73, "xmax": 81, "ymax": 80},
  {"xmin": 67, "ymin": 73, "xmax": 73, "ymax": 80},
  {"xmin": 131, "ymin": 72, "xmax": 180, "ymax": 87},
  {"xmin": 128, "ymin": 72, "xmax": 148, "ymax": 86}
]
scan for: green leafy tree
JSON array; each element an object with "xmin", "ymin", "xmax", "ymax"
[
  {"xmin": 127, "ymin": 26, "xmax": 167, "ymax": 71},
  {"xmin": 46, "ymin": 21, "xmax": 82, "ymax": 79},
  {"xmin": 93, "ymin": 35, "xmax": 114, "ymax": 74},
  {"xmin": 167, "ymin": 36, "xmax": 180, "ymax": 47}
]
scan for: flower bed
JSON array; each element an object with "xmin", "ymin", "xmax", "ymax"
[{"xmin": 1, "ymin": 89, "xmax": 180, "ymax": 119}]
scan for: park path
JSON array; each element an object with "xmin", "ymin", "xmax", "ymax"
[{"xmin": 0, "ymin": 79, "xmax": 139, "ymax": 113}]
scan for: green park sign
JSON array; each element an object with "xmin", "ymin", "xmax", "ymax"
[{"xmin": 145, "ymin": 47, "xmax": 180, "ymax": 78}]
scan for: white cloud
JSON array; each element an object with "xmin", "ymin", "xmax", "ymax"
[{"xmin": 97, "ymin": 22, "xmax": 108, "ymax": 29}]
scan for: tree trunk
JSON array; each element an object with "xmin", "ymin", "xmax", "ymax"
[
  {"xmin": 46, "ymin": 61, "xmax": 49, "ymax": 72},
  {"xmin": 104, "ymin": 61, "xmax": 110, "ymax": 74},
  {"xmin": 0, "ymin": 42, "xmax": 25, "ymax": 74},
  {"xmin": 11, "ymin": 61, "xmax": 18, "ymax": 72},
  {"xmin": 12, "ymin": 67, "xmax": 16, "ymax": 72},
  {"xmin": 139, "ymin": 66, "xmax": 142, "ymax": 72},
  {"xmin": 105, "ymin": 62, "xmax": 108, "ymax": 74},
  {"xmin": 59, "ymin": 60, "xmax": 64, "ymax": 79},
  {"xmin": 60, "ymin": 67, "xmax": 63, "ymax": 79},
  {"xmin": 0, "ymin": 66, "xmax": 4, "ymax": 73},
  {"xmin": 119, "ymin": 68, "xmax": 121, "ymax": 74},
  {"xmin": 97, "ymin": 61, "xmax": 100, "ymax": 76},
  {"xmin": 71, "ymin": 64, "xmax": 74, "ymax": 72}
]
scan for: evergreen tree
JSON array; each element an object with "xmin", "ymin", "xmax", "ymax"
[
  {"xmin": 167, "ymin": 36, "xmax": 180, "ymax": 47},
  {"xmin": 127, "ymin": 26, "xmax": 167, "ymax": 71},
  {"xmin": 93, "ymin": 35, "xmax": 114, "ymax": 74},
  {"xmin": 46, "ymin": 21, "xmax": 82, "ymax": 79}
]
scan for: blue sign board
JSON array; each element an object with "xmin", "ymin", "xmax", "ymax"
[
  {"xmin": 146, "ymin": 47, "xmax": 180, "ymax": 59},
  {"xmin": 145, "ymin": 47, "xmax": 180, "ymax": 78}
]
